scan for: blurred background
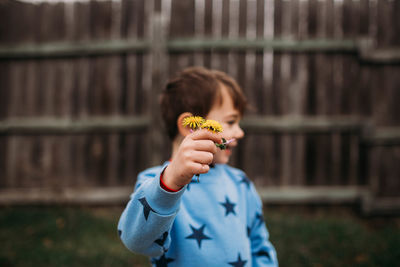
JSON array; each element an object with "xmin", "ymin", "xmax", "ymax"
[{"xmin": 0, "ymin": 0, "xmax": 399, "ymax": 266}]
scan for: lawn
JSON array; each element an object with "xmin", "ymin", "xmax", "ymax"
[{"xmin": 0, "ymin": 205, "xmax": 399, "ymax": 267}]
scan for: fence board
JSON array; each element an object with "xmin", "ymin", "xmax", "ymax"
[
  {"xmin": 210, "ymin": 0, "xmax": 224, "ymax": 70},
  {"xmin": 291, "ymin": 0, "xmax": 306, "ymax": 186},
  {"xmin": 0, "ymin": 62, "xmax": 8, "ymax": 119},
  {"xmin": 330, "ymin": 0, "xmax": 345, "ymax": 188},
  {"xmin": 386, "ymin": 66, "xmax": 400, "ymax": 125}
]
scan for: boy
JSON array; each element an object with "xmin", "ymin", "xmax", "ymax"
[{"xmin": 118, "ymin": 67, "xmax": 278, "ymax": 266}]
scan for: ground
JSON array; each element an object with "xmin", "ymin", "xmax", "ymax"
[{"xmin": 0, "ymin": 205, "xmax": 399, "ymax": 267}]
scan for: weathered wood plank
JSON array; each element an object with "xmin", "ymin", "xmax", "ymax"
[
  {"xmin": 2, "ymin": 37, "xmax": 398, "ymax": 63},
  {"xmin": 240, "ymin": 116, "xmax": 366, "ymax": 133},
  {"xmin": 0, "ymin": 117, "xmax": 150, "ymax": 135},
  {"xmin": 0, "ymin": 186, "xmax": 368, "ymax": 205},
  {"xmin": 150, "ymin": 0, "xmax": 168, "ymax": 166},
  {"xmin": 258, "ymin": 185, "xmax": 368, "ymax": 204},
  {"xmin": 0, "ymin": 38, "xmax": 358, "ymax": 59}
]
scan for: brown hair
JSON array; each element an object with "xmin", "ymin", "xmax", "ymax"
[{"xmin": 160, "ymin": 66, "xmax": 247, "ymax": 140}]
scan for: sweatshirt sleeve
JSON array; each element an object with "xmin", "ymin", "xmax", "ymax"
[
  {"xmin": 247, "ymin": 182, "xmax": 279, "ymax": 267},
  {"xmin": 117, "ymin": 166, "xmax": 186, "ymax": 257}
]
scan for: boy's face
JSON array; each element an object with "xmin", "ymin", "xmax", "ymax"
[{"xmin": 206, "ymin": 86, "xmax": 245, "ymax": 164}]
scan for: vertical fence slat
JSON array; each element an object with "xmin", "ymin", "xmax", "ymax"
[
  {"xmin": 6, "ymin": 63, "xmax": 23, "ymax": 188},
  {"xmin": 123, "ymin": 0, "xmax": 139, "ymax": 184},
  {"xmin": 0, "ymin": 59, "xmax": 7, "ymax": 187},
  {"xmin": 105, "ymin": 0, "xmax": 123, "ymax": 186},
  {"xmin": 194, "ymin": 0, "xmax": 206, "ymax": 66},
  {"xmin": 267, "ymin": 0, "xmax": 283, "ymax": 185},
  {"xmin": 57, "ymin": 2, "xmax": 75, "ymax": 188},
  {"xmin": 291, "ymin": 0, "xmax": 308, "ymax": 186},
  {"xmin": 228, "ymin": 0, "xmax": 241, "ymax": 169},
  {"xmin": 149, "ymin": 0, "xmax": 169, "ymax": 166},
  {"xmin": 138, "ymin": 0, "xmax": 155, "ymax": 173},
  {"xmin": 169, "ymin": 0, "xmax": 194, "ymax": 73},
  {"xmin": 23, "ymin": 60, "xmax": 39, "ymax": 187},
  {"xmin": 241, "ymin": 0, "xmax": 259, "ymax": 183},
  {"xmin": 377, "ymin": 0, "xmax": 393, "ymax": 47},
  {"xmin": 260, "ymin": 0, "xmax": 276, "ymax": 185},
  {"xmin": 314, "ymin": 0, "xmax": 334, "ymax": 185},
  {"xmin": 328, "ymin": 0, "xmax": 345, "ymax": 186},
  {"xmin": 210, "ymin": 0, "xmax": 223, "ymax": 69},
  {"xmin": 279, "ymin": 0, "xmax": 293, "ymax": 186},
  {"xmin": 5, "ymin": 0, "xmax": 37, "ymax": 190},
  {"xmin": 72, "ymin": 0, "xmax": 91, "ymax": 186}
]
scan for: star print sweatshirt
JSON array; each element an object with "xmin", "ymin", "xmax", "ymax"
[{"xmin": 118, "ymin": 162, "xmax": 278, "ymax": 267}]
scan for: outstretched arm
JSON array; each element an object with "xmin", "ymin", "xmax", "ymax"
[
  {"xmin": 118, "ymin": 167, "xmax": 184, "ymax": 257},
  {"xmin": 118, "ymin": 129, "xmax": 221, "ymax": 257}
]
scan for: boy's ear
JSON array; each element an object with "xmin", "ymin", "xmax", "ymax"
[{"xmin": 177, "ymin": 112, "xmax": 194, "ymax": 137}]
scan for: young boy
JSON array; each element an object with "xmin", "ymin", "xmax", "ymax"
[{"xmin": 118, "ymin": 67, "xmax": 278, "ymax": 266}]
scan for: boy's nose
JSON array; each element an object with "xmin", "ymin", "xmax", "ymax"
[{"xmin": 234, "ymin": 125, "xmax": 245, "ymax": 140}]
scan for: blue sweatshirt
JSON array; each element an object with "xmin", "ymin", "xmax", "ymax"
[{"xmin": 118, "ymin": 162, "xmax": 278, "ymax": 267}]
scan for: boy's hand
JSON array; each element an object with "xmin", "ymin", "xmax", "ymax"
[{"xmin": 162, "ymin": 129, "xmax": 222, "ymax": 191}]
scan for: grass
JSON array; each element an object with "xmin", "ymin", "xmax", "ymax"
[
  {"xmin": 0, "ymin": 206, "xmax": 149, "ymax": 267},
  {"xmin": 266, "ymin": 206, "xmax": 400, "ymax": 267},
  {"xmin": 0, "ymin": 205, "xmax": 399, "ymax": 267}
]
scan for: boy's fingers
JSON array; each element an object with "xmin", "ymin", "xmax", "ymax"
[
  {"xmin": 193, "ymin": 140, "xmax": 218, "ymax": 154},
  {"xmin": 190, "ymin": 129, "xmax": 222, "ymax": 144},
  {"xmin": 190, "ymin": 162, "xmax": 210, "ymax": 174},
  {"xmin": 190, "ymin": 151, "xmax": 214, "ymax": 165}
]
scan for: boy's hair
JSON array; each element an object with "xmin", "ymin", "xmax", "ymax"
[{"xmin": 160, "ymin": 66, "xmax": 247, "ymax": 140}]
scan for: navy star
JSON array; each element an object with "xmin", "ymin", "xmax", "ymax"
[
  {"xmin": 139, "ymin": 197, "xmax": 155, "ymax": 220},
  {"xmin": 240, "ymin": 175, "xmax": 251, "ymax": 189},
  {"xmin": 220, "ymin": 196, "xmax": 237, "ymax": 216},
  {"xmin": 118, "ymin": 230, "xmax": 122, "ymax": 237},
  {"xmin": 253, "ymin": 250, "xmax": 272, "ymax": 262},
  {"xmin": 185, "ymin": 224, "xmax": 212, "ymax": 248},
  {"xmin": 228, "ymin": 253, "xmax": 247, "ymax": 267},
  {"xmin": 152, "ymin": 254, "xmax": 174, "ymax": 267},
  {"xmin": 155, "ymin": 231, "xmax": 168, "ymax": 247},
  {"xmin": 135, "ymin": 183, "xmax": 142, "ymax": 190},
  {"xmin": 255, "ymin": 212, "xmax": 264, "ymax": 227},
  {"xmin": 246, "ymin": 226, "xmax": 251, "ymax": 238}
]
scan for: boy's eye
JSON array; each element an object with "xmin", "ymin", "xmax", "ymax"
[{"xmin": 226, "ymin": 121, "xmax": 235, "ymax": 126}]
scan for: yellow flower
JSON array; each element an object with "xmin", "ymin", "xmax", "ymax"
[
  {"xmin": 201, "ymin": 119, "xmax": 223, "ymax": 133},
  {"xmin": 182, "ymin": 116, "xmax": 205, "ymax": 130}
]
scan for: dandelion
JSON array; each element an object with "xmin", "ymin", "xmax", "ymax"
[
  {"xmin": 200, "ymin": 119, "xmax": 223, "ymax": 133},
  {"xmin": 183, "ymin": 116, "xmax": 230, "ymax": 146},
  {"xmin": 182, "ymin": 116, "xmax": 205, "ymax": 130}
]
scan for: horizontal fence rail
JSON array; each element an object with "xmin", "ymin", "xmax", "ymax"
[
  {"xmin": 0, "ymin": 185, "xmax": 396, "ymax": 215},
  {"xmin": 1, "ymin": 116, "xmax": 399, "ymax": 146},
  {"xmin": 0, "ymin": 40, "xmax": 151, "ymax": 59},
  {"xmin": 0, "ymin": 186, "xmax": 368, "ymax": 205},
  {"xmin": 241, "ymin": 116, "xmax": 366, "ymax": 134},
  {"xmin": 167, "ymin": 38, "xmax": 357, "ymax": 52},
  {"xmin": 363, "ymin": 128, "xmax": 400, "ymax": 146},
  {"xmin": 1, "ymin": 38, "xmax": 399, "ymax": 64},
  {"xmin": 0, "ymin": 116, "xmax": 149, "ymax": 135}
]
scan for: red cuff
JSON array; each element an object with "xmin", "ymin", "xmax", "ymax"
[{"xmin": 160, "ymin": 173, "xmax": 182, "ymax": 192}]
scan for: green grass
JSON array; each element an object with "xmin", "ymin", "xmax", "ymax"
[
  {"xmin": 0, "ymin": 206, "xmax": 399, "ymax": 267},
  {"xmin": 266, "ymin": 206, "xmax": 400, "ymax": 267},
  {"xmin": 0, "ymin": 206, "xmax": 149, "ymax": 267}
]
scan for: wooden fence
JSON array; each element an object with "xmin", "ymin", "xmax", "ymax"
[{"xmin": 0, "ymin": 0, "xmax": 399, "ymax": 214}]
